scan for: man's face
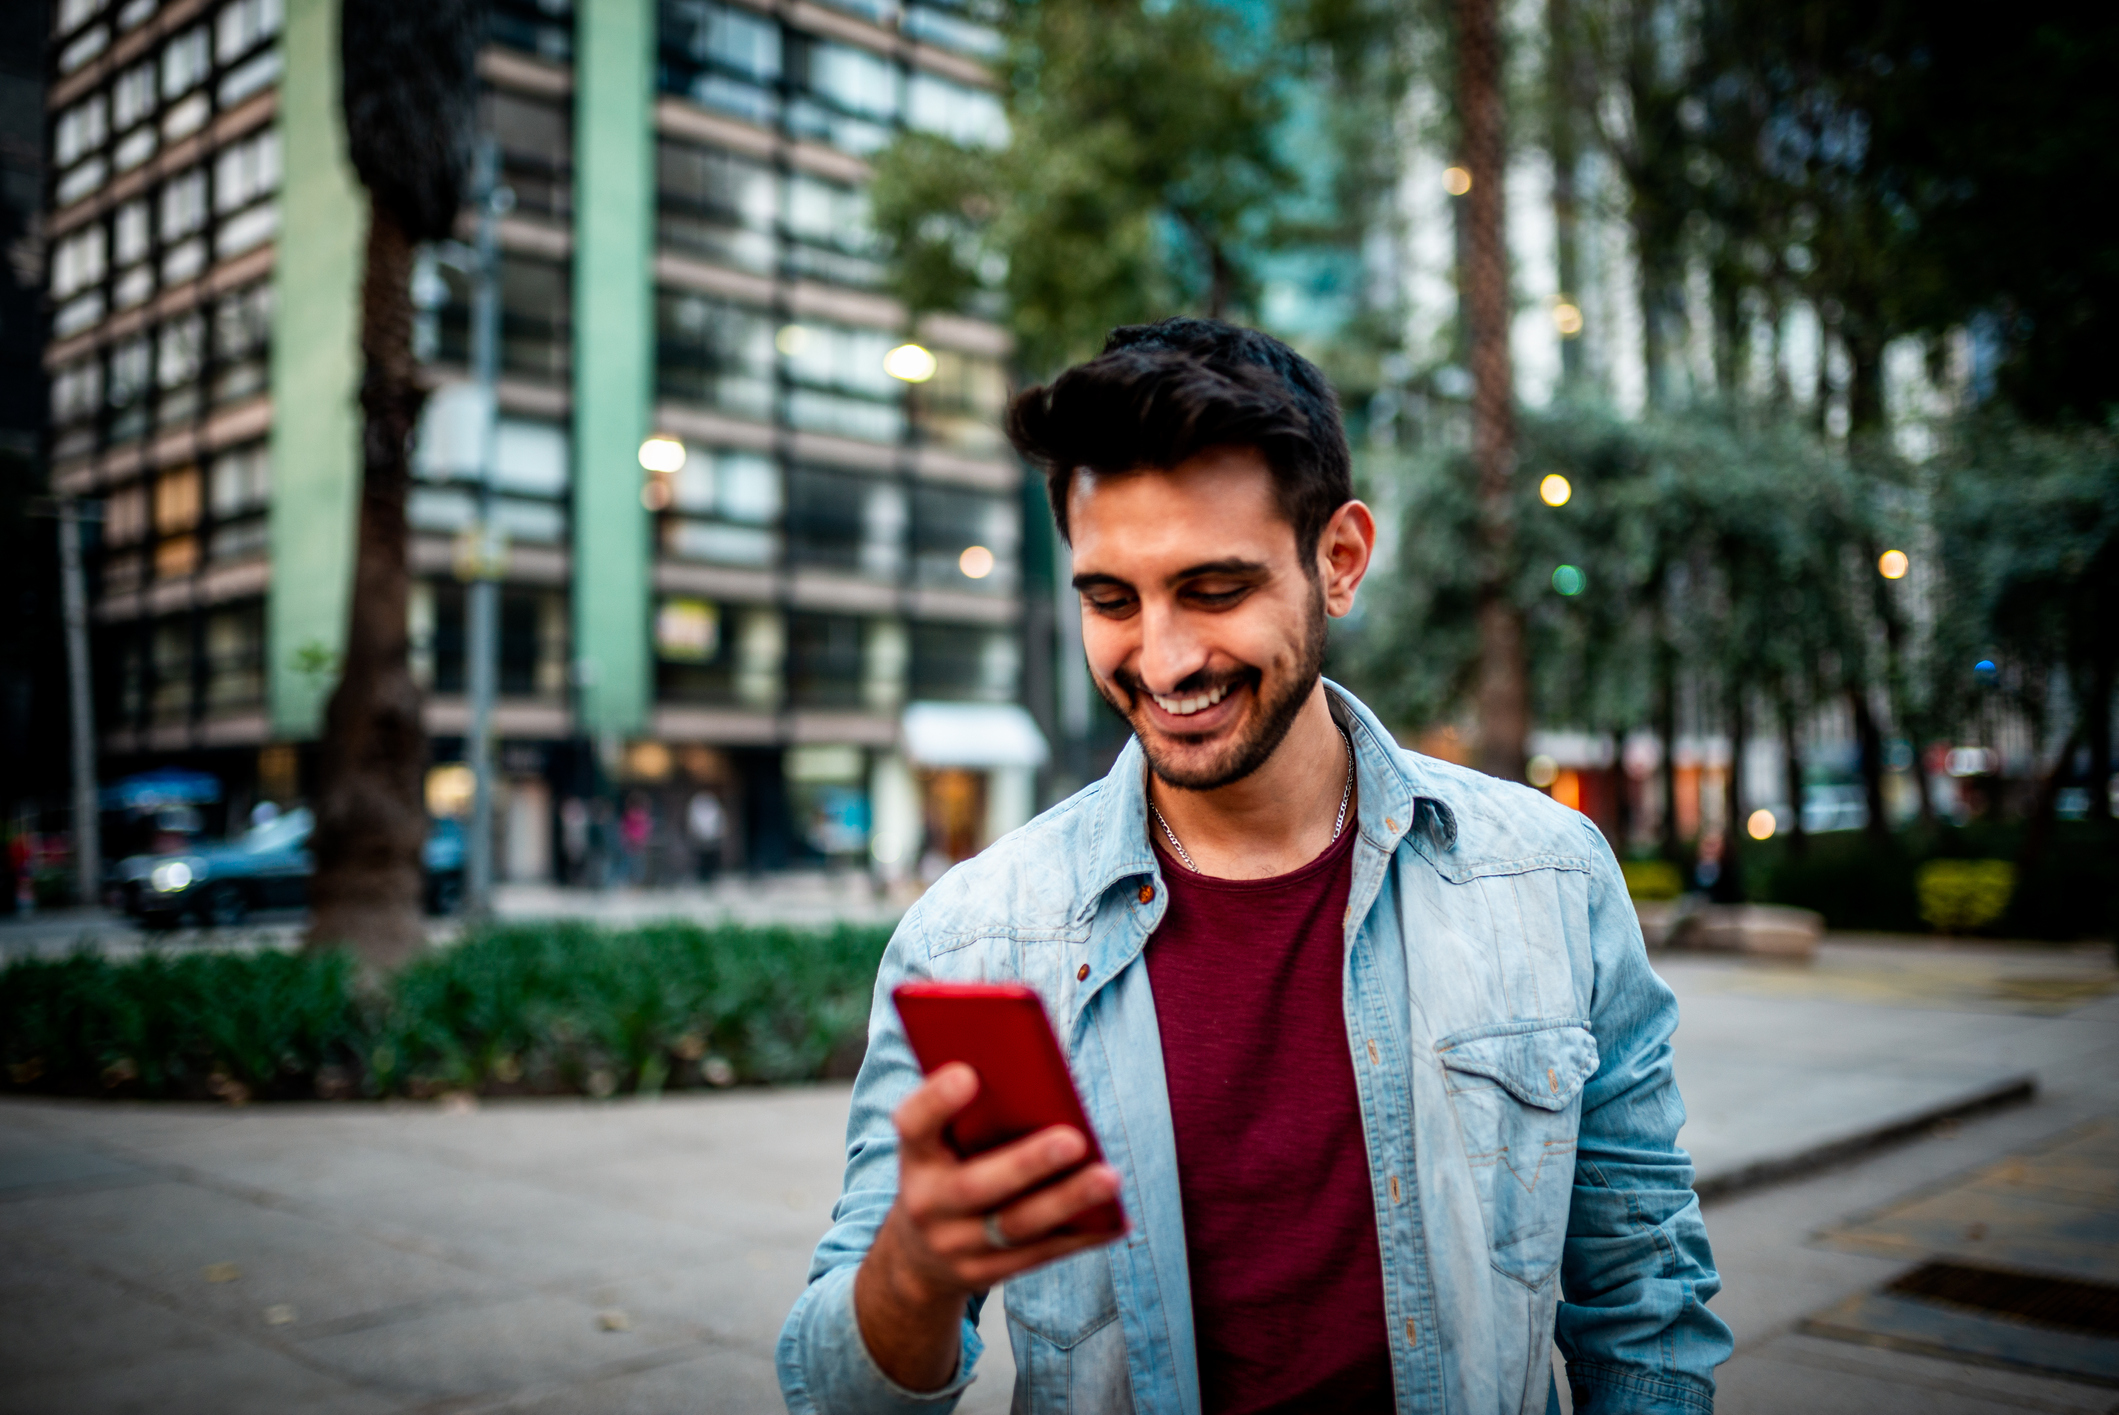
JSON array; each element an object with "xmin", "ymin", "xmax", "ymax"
[{"xmin": 1067, "ymin": 447, "xmax": 1361, "ymax": 792}]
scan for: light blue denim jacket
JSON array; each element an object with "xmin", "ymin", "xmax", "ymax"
[{"xmin": 778, "ymin": 683, "xmax": 1731, "ymax": 1414}]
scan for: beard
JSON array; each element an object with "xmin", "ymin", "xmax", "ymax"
[{"xmin": 1097, "ymin": 582, "xmax": 1330, "ymax": 792}]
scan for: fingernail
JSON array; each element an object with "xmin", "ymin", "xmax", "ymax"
[{"xmin": 1047, "ymin": 1131, "xmax": 1083, "ymax": 1161}]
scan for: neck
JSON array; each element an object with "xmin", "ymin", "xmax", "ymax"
[{"xmin": 1147, "ymin": 683, "xmax": 1352, "ymax": 880}]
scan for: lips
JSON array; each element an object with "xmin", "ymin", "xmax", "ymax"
[{"xmin": 1150, "ymin": 683, "xmax": 1230, "ymax": 717}]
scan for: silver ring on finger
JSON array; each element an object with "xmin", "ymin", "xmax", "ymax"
[{"xmin": 982, "ymin": 1212, "xmax": 1015, "ymax": 1251}]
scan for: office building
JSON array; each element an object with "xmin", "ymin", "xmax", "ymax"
[{"xmin": 42, "ymin": 0, "xmax": 1044, "ymax": 879}]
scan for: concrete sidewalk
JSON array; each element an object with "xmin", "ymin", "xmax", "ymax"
[{"xmin": 2, "ymin": 939, "xmax": 2115, "ymax": 1414}]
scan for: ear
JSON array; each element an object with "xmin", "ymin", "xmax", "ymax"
[{"xmin": 1316, "ymin": 500, "xmax": 1376, "ymax": 617}]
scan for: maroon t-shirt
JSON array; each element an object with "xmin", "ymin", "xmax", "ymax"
[{"xmin": 1144, "ymin": 826, "xmax": 1393, "ymax": 1414}]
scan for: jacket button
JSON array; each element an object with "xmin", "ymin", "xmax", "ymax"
[
  {"xmin": 1385, "ymin": 817, "xmax": 1397, "ymax": 833},
  {"xmin": 1138, "ymin": 883, "xmax": 1154, "ymax": 904},
  {"xmin": 1404, "ymin": 1318, "xmax": 1417, "ymax": 1344},
  {"xmin": 1077, "ymin": 963, "xmax": 1090, "ymax": 982}
]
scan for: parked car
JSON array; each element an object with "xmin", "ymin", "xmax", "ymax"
[{"xmin": 114, "ymin": 809, "xmax": 466, "ymax": 927}]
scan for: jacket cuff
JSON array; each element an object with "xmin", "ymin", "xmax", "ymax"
[
  {"xmin": 777, "ymin": 1263, "xmax": 985, "ymax": 1415},
  {"xmin": 1568, "ymin": 1359, "xmax": 1714, "ymax": 1415}
]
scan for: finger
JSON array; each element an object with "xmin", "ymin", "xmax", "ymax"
[
  {"xmin": 994, "ymin": 1163, "xmax": 1122, "ymax": 1241},
  {"xmin": 943, "ymin": 1125, "xmax": 1088, "ymax": 1213},
  {"xmin": 892, "ymin": 1063, "xmax": 979, "ymax": 1159},
  {"xmin": 955, "ymin": 1227, "xmax": 1124, "ymax": 1289}
]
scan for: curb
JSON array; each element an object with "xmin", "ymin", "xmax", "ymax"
[{"xmin": 1693, "ymin": 1072, "xmax": 2039, "ymax": 1202}]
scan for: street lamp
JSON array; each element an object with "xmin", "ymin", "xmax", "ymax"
[{"xmin": 462, "ymin": 138, "xmax": 512, "ymax": 919}]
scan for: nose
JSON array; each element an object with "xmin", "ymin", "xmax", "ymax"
[{"xmin": 1135, "ymin": 598, "xmax": 1210, "ymax": 697}]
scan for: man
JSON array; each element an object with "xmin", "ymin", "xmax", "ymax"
[{"xmin": 779, "ymin": 319, "xmax": 1730, "ymax": 1414}]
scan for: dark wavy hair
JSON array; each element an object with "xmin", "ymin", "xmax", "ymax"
[{"xmin": 1004, "ymin": 318, "xmax": 1353, "ymax": 558}]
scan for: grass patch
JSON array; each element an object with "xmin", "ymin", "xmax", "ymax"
[{"xmin": 1, "ymin": 921, "xmax": 892, "ymax": 1102}]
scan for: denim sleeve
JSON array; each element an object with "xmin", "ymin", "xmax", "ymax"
[
  {"xmin": 1554, "ymin": 822, "xmax": 1733, "ymax": 1414},
  {"xmin": 776, "ymin": 900, "xmax": 989, "ymax": 1414}
]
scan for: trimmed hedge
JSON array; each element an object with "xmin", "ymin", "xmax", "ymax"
[{"xmin": 0, "ymin": 921, "xmax": 892, "ymax": 1102}]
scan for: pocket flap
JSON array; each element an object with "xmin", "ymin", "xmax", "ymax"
[{"xmin": 1435, "ymin": 1020, "xmax": 1599, "ymax": 1111}]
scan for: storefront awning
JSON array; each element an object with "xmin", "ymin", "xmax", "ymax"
[{"xmin": 902, "ymin": 702, "xmax": 1051, "ymax": 770}]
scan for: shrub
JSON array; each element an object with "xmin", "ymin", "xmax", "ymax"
[
  {"xmin": 0, "ymin": 920, "xmax": 893, "ymax": 1102},
  {"xmin": 1622, "ymin": 859, "xmax": 1685, "ymax": 901},
  {"xmin": 1917, "ymin": 859, "xmax": 2017, "ymax": 934}
]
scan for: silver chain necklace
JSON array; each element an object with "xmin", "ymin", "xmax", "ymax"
[{"xmin": 1149, "ymin": 727, "xmax": 1355, "ymax": 874}]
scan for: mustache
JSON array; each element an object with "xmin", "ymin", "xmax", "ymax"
[{"xmin": 1106, "ymin": 664, "xmax": 1260, "ymax": 709}]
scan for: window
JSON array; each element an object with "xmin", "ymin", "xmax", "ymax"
[
  {"xmin": 912, "ymin": 623, "xmax": 1018, "ymax": 701},
  {"xmin": 113, "ymin": 61, "xmax": 157, "ymax": 128},
  {"xmin": 655, "ymin": 291, "xmax": 774, "ymax": 419},
  {"xmin": 787, "ymin": 612, "xmax": 868, "ymax": 708},
  {"xmin": 486, "ymin": 91, "xmax": 572, "ymax": 218},
  {"xmin": 907, "ymin": 72, "xmax": 1008, "ymax": 148},
  {"xmin": 663, "ymin": 448, "xmax": 780, "ymax": 566},
  {"xmin": 655, "ymin": 597, "xmax": 736, "ymax": 702},
  {"xmin": 214, "ymin": 129, "xmax": 281, "ymax": 212},
  {"xmin": 913, "ymin": 347, "xmax": 1008, "ymax": 454},
  {"xmin": 443, "ymin": 257, "xmax": 573, "ymax": 380},
  {"xmin": 161, "ymin": 167, "xmax": 207, "ymax": 239},
  {"xmin": 490, "ymin": 0, "xmax": 574, "ymax": 63},
  {"xmin": 105, "ymin": 484, "xmax": 148, "ymax": 546},
  {"xmin": 158, "ymin": 313, "xmax": 205, "ymax": 388},
  {"xmin": 151, "ymin": 618, "xmax": 193, "ymax": 717},
  {"xmin": 57, "ymin": 0, "xmax": 106, "ymax": 35},
  {"xmin": 113, "ymin": 199, "xmax": 151, "ymax": 264},
  {"xmin": 424, "ymin": 585, "xmax": 553, "ymax": 696},
  {"xmin": 204, "ymin": 602, "xmax": 265, "ymax": 708},
  {"xmin": 656, "ymin": 140, "xmax": 774, "ymax": 272},
  {"xmin": 53, "ymin": 360, "xmax": 103, "ymax": 425},
  {"xmin": 108, "ymin": 336, "xmax": 152, "ymax": 438},
  {"xmin": 784, "ymin": 173, "xmax": 883, "ymax": 287},
  {"xmin": 161, "ymin": 25, "xmax": 211, "ymax": 99},
  {"xmin": 215, "ymin": 0, "xmax": 281, "ymax": 62},
  {"xmin": 55, "ymin": 95, "xmax": 108, "ymax": 167},
  {"xmin": 903, "ymin": 3, "xmax": 1003, "ymax": 58},
  {"xmin": 661, "ymin": 0, "xmax": 781, "ymax": 123},
  {"xmin": 786, "ymin": 466, "xmax": 904, "ymax": 578},
  {"xmin": 50, "ymin": 226, "xmax": 107, "ymax": 298},
  {"xmin": 213, "ymin": 281, "xmax": 272, "ymax": 402},
  {"xmin": 154, "ymin": 465, "xmax": 202, "ymax": 534},
  {"xmin": 912, "ymin": 484, "xmax": 1016, "ymax": 590},
  {"xmin": 209, "ymin": 443, "xmax": 270, "ymax": 515},
  {"xmin": 797, "ymin": 39, "xmax": 897, "ymax": 120},
  {"xmin": 780, "ymin": 319, "xmax": 904, "ymax": 443}
]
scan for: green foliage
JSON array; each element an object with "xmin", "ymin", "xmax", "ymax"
[
  {"xmin": 0, "ymin": 949, "xmax": 365, "ymax": 1098},
  {"xmin": 0, "ymin": 922, "xmax": 893, "ymax": 1102},
  {"xmin": 868, "ymin": 0, "xmax": 1407, "ymax": 376},
  {"xmin": 1346, "ymin": 402, "xmax": 1870, "ymax": 737},
  {"xmin": 1915, "ymin": 859, "xmax": 2017, "ymax": 935},
  {"xmin": 1749, "ymin": 821, "xmax": 2117, "ymax": 939},
  {"xmin": 1622, "ymin": 859, "xmax": 1684, "ymax": 901}
]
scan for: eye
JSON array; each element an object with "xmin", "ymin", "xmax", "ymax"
[
  {"xmin": 1182, "ymin": 581, "xmax": 1253, "ymax": 608},
  {"xmin": 1082, "ymin": 589, "xmax": 1137, "ymax": 616}
]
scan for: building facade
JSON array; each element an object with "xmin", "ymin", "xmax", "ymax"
[{"xmin": 42, "ymin": 0, "xmax": 1040, "ymax": 881}]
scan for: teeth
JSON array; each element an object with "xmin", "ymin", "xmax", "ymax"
[{"xmin": 1152, "ymin": 683, "xmax": 1230, "ymax": 717}]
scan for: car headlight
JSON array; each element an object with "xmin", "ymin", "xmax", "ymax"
[{"xmin": 150, "ymin": 861, "xmax": 194, "ymax": 893}]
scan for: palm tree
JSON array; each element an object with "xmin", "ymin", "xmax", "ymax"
[
  {"xmin": 1457, "ymin": 0, "xmax": 1527, "ymax": 781},
  {"xmin": 307, "ymin": 0, "xmax": 481, "ymax": 967}
]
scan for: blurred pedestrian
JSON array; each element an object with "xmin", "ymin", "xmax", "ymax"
[
  {"xmin": 618, "ymin": 793, "xmax": 652, "ymax": 887},
  {"xmin": 686, "ymin": 790, "xmax": 725, "ymax": 884},
  {"xmin": 559, "ymin": 797, "xmax": 589, "ymax": 884}
]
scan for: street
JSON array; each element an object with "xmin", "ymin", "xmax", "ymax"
[{"xmin": 1, "ymin": 936, "xmax": 2115, "ymax": 1413}]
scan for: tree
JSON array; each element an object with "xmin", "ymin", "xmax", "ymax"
[
  {"xmin": 308, "ymin": 0, "xmax": 480, "ymax": 967},
  {"xmin": 869, "ymin": 0, "xmax": 1294, "ymax": 375},
  {"xmin": 1455, "ymin": 0, "xmax": 1526, "ymax": 781}
]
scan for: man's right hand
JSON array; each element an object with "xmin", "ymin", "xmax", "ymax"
[{"xmin": 852, "ymin": 1062, "xmax": 1126, "ymax": 1393}]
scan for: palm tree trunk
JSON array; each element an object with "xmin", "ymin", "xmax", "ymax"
[
  {"xmin": 308, "ymin": 204, "xmax": 431, "ymax": 967},
  {"xmin": 1459, "ymin": 0, "xmax": 1525, "ymax": 782}
]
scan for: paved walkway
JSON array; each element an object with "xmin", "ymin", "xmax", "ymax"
[{"xmin": 2, "ymin": 939, "xmax": 2115, "ymax": 1413}]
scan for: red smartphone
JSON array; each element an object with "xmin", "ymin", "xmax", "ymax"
[{"xmin": 892, "ymin": 981, "xmax": 1126, "ymax": 1237}]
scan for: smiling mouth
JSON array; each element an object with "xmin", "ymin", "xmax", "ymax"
[{"xmin": 1150, "ymin": 683, "xmax": 1232, "ymax": 717}]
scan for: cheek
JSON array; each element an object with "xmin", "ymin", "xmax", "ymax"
[{"xmin": 1078, "ymin": 612, "xmax": 1133, "ymax": 676}]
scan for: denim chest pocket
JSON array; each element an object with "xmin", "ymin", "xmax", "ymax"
[
  {"xmin": 1003, "ymin": 1248, "xmax": 1131, "ymax": 1413},
  {"xmin": 1436, "ymin": 1019, "xmax": 1598, "ymax": 1287}
]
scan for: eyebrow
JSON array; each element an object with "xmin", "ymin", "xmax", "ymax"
[{"xmin": 1070, "ymin": 558, "xmax": 1272, "ymax": 592}]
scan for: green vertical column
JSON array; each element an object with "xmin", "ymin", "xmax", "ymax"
[
  {"xmin": 266, "ymin": 0, "xmax": 364, "ymax": 737},
  {"xmin": 571, "ymin": 0, "xmax": 655, "ymax": 738}
]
